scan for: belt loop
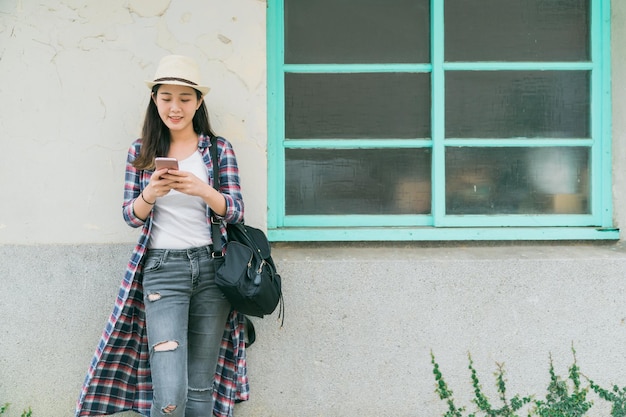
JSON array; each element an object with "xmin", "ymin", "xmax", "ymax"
[{"xmin": 163, "ymin": 249, "xmax": 170, "ymax": 263}]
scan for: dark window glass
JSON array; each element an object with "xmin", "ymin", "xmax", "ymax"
[
  {"xmin": 446, "ymin": 71, "xmax": 590, "ymax": 139},
  {"xmin": 286, "ymin": 149, "xmax": 432, "ymax": 215},
  {"xmin": 445, "ymin": 0, "xmax": 590, "ymax": 62},
  {"xmin": 446, "ymin": 147, "xmax": 590, "ymax": 215},
  {"xmin": 285, "ymin": 73, "xmax": 431, "ymax": 139},
  {"xmin": 285, "ymin": 0, "xmax": 430, "ymax": 64}
]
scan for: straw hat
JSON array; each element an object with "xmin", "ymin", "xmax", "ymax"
[{"xmin": 145, "ymin": 55, "xmax": 210, "ymax": 95}]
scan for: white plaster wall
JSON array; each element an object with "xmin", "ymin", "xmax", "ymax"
[
  {"xmin": 1, "ymin": 0, "xmax": 626, "ymax": 243},
  {"xmin": 0, "ymin": 0, "xmax": 268, "ymax": 244}
]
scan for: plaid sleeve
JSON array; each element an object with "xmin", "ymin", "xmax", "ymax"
[
  {"xmin": 216, "ymin": 137, "xmax": 245, "ymax": 224},
  {"xmin": 213, "ymin": 311, "xmax": 250, "ymax": 417},
  {"xmin": 122, "ymin": 139, "xmax": 147, "ymax": 228}
]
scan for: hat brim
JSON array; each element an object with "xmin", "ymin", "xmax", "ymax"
[{"xmin": 145, "ymin": 80, "xmax": 210, "ymax": 96}]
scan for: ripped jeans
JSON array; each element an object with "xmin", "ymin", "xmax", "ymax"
[{"xmin": 142, "ymin": 245, "xmax": 231, "ymax": 417}]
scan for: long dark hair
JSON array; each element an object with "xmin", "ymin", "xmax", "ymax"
[{"xmin": 132, "ymin": 85, "xmax": 215, "ymax": 170}]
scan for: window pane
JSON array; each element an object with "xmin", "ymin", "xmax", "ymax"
[
  {"xmin": 286, "ymin": 149, "xmax": 431, "ymax": 215},
  {"xmin": 445, "ymin": 0, "xmax": 590, "ymax": 62},
  {"xmin": 285, "ymin": 0, "xmax": 430, "ymax": 64},
  {"xmin": 446, "ymin": 71, "xmax": 590, "ymax": 139},
  {"xmin": 446, "ymin": 147, "xmax": 590, "ymax": 215},
  {"xmin": 286, "ymin": 73, "xmax": 431, "ymax": 139}
]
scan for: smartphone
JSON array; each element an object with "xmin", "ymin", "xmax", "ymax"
[{"xmin": 155, "ymin": 157, "xmax": 179, "ymax": 171}]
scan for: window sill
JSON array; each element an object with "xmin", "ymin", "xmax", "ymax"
[{"xmin": 268, "ymin": 226, "xmax": 620, "ymax": 242}]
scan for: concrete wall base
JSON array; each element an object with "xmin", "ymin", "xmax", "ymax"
[{"xmin": 1, "ymin": 243, "xmax": 625, "ymax": 416}]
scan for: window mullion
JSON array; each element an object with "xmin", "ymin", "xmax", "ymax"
[{"xmin": 431, "ymin": 0, "xmax": 446, "ymax": 226}]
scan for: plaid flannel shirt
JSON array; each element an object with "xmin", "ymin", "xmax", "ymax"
[{"xmin": 76, "ymin": 135, "xmax": 248, "ymax": 417}]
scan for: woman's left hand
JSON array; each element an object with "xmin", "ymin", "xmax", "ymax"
[
  {"xmin": 161, "ymin": 170, "xmax": 210, "ymax": 197},
  {"xmin": 162, "ymin": 170, "xmax": 227, "ymax": 216}
]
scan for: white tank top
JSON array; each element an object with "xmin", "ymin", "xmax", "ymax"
[{"xmin": 148, "ymin": 150, "xmax": 212, "ymax": 249}]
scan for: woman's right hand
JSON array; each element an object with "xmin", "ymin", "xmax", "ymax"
[
  {"xmin": 133, "ymin": 169, "xmax": 176, "ymax": 220},
  {"xmin": 143, "ymin": 168, "xmax": 177, "ymax": 201}
]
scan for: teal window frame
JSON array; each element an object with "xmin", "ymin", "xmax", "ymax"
[{"xmin": 267, "ymin": 0, "xmax": 618, "ymax": 242}]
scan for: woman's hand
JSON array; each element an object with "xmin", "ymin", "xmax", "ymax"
[
  {"xmin": 131, "ymin": 168, "xmax": 177, "ymax": 220},
  {"xmin": 161, "ymin": 170, "xmax": 209, "ymax": 197},
  {"xmin": 142, "ymin": 168, "xmax": 178, "ymax": 202},
  {"xmin": 162, "ymin": 170, "xmax": 227, "ymax": 216}
]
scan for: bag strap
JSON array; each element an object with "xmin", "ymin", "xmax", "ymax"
[
  {"xmin": 209, "ymin": 136, "xmax": 260, "ymax": 345},
  {"xmin": 209, "ymin": 135, "xmax": 224, "ymax": 255},
  {"xmin": 244, "ymin": 316, "xmax": 256, "ymax": 347}
]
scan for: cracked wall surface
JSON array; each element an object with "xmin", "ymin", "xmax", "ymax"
[{"xmin": 0, "ymin": 0, "xmax": 267, "ymax": 244}]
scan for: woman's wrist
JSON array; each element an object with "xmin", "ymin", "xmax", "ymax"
[
  {"xmin": 140, "ymin": 186, "xmax": 156, "ymax": 205},
  {"xmin": 140, "ymin": 192, "xmax": 155, "ymax": 205}
]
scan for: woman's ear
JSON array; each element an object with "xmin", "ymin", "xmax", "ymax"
[{"xmin": 196, "ymin": 97, "xmax": 203, "ymax": 111}]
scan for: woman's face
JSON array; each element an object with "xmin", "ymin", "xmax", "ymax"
[{"xmin": 153, "ymin": 84, "xmax": 202, "ymax": 135}]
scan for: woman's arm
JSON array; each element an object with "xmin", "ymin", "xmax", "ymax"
[
  {"xmin": 122, "ymin": 140, "xmax": 149, "ymax": 227},
  {"xmin": 215, "ymin": 136, "xmax": 245, "ymax": 224}
]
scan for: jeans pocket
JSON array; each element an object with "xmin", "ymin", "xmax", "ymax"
[{"xmin": 142, "ymin": 252, "xmax": 164, "ymax": 273}]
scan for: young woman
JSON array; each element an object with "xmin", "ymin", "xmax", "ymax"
[{"xmin": 76, "ymin": 55, "xmax": 249, "ymax": 417}]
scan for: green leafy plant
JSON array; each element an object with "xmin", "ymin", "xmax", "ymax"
[
  {"xmin": 468, "ymin": 354, "xmax": 532, "ymax": 417},
  {"xmin": 430, "ymin": 346, "xmax": 605, "ymax": 417},
  {"xmin": 532, "ymin": 348, "xmax": 592, "ymax": 417},
  {"xmin": 431, "ymin": 350, "xmax": 466, "ymax": 417},
  {"xmin": 586, "ymin": 378, "xmax": 626, "ymax": 417},
  {"xmin": 431, "ymin": 352, "xmax": 533, "ymax": 417},
  {"xmin": 0, "ymin": 403, "xmax": 32, "ymax": 417}
]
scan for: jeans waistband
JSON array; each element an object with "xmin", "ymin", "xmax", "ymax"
[{"xmin": 145, "ymin": 244, "xmax": 213, "ymax": 260}]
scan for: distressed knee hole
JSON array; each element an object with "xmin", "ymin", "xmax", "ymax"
[
  {"xmin": 162, "ymin": 404, "xmax": 176, "ymax": 413},
  {"xmin": 147, "ymin": 292, "xmax": 161, "ymax": 302},
  {"xmin": 189, "ymin": 385, "xmax": 213, "ymax": 393},
  {"xmin": 154, "ymin": 340, "xmax": 178, "ymax": 352}
]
